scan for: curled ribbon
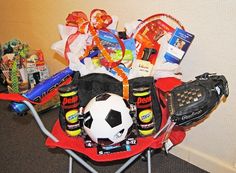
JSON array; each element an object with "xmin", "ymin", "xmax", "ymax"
[{"xmin": 64, "ymin": 9, "xmax": 129, "ymax": 100}]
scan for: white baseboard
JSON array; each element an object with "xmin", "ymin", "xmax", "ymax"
[{"xmin": 170, "ymin": 145, "xmax": 236, "ymax": 173}]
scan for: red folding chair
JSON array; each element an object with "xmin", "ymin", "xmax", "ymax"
[{"xmin": 0, "ymin": 77, "xmax": 186, "ymax": 173}]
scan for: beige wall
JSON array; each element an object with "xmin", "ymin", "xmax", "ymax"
[{"xmin": 1, "ymin": 0, "xmax": 236, "ymax": 172}]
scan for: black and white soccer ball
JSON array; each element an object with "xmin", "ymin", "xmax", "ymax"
[{"xmin": 83, "ymin": 93, "xmax": 133, "ymax": 146}]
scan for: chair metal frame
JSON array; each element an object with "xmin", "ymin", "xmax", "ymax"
[{"xmin": 23, "ymin": 100, "xmax": 172, "ymax": 173}]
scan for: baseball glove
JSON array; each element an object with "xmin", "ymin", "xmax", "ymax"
[{"xmin": 167, "ymin": 73, "xmax": 229, "ymax": 126}]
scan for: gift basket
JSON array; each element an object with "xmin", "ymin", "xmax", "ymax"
[
  {"xmin": 0, "ymin": 9, "xmax": 229, "ymax": 173},
  {"xmin": 0, "ymin": 39, "xmax": 50, "ymax": 93},
  {"xmin": 0, "ymin": 39, "xmax": 30, "ymax": 93},
  {"xmin": 0, "ymin": 39, "xmax": 62, "ymax": 114}
]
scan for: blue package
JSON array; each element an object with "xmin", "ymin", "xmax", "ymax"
[
  {"xmin": 164, "ymin": 28, "xmax": 194, "ymax": 64},
  {"xmin": 98, "ymin": 30, "xmax": 136, "ymax": 75},
  {"xmin": 9, "ymin": 67, "xmax": 74, "ymax": 114}
]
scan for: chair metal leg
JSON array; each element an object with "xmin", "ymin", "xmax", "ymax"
[
  {"xmin": 115, "ymin": 153, "xmax": 141, "ymax": 173},
  {"xmin": 23, "ymin": 100, "xmax": 98, "ymax": 173},
  {"xmin": 69, "ymin": 156, "xmax": 73, "ymax": 173},
  {"xmin": 65, "ymin": 149, "xmax": 98, "ymax": 173},
  {"xmin": 147, "ymin": 149, "xmax": 152, "ymax": 173}
]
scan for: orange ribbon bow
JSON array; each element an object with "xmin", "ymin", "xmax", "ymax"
[{"xmin": 64, "ymin": 9, "xmax": 129, "ymax": 100}]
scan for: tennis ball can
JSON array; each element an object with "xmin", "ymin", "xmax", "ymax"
[
  {"xmin": 133, "ymin": 87, "xmax": 155, "ymax": 136},
  {"xmin": 59, "ymin": 84, "xmax": 81, "ymax": 136}
]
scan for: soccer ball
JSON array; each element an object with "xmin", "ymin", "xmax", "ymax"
[{"xmin": 83, "ymin": 93, "xmax": 133, "ymax": 146}]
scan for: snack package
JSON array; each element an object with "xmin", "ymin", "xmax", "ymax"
[
  {"xmin": 98, "ymin": 30, "xmax": 136, "ymax": 75},
  {"xmin": 129, "ymin": 19, "xmax": 177, "ymax": 78}
]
